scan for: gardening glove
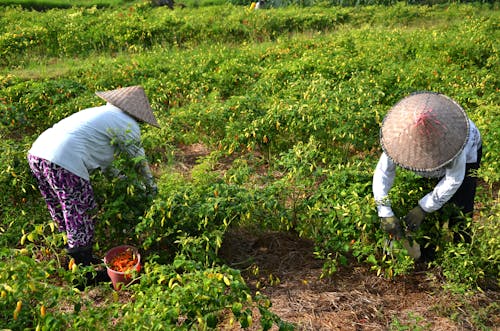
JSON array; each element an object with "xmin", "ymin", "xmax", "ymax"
[
  {"xmin": 149, "ymin": 183, "xmax": 158, "ymax": 197},
  {"xmin": 380, "ymin": 216, "xmax": 403, "ymax": 240},
  {"xmin": 145, "ymin": 179, "xmax": 158, "ymax": 199},
  {"xmin": 405, "ymin": 205, "xmax": 427, "ymax": 232},
  {"xmin": 104, "ymin": 166, "xmax": 122, "ymax": 179},
  {"xmin": 401, "ymin": 238, "xmax": 421, "ymax": 260}
]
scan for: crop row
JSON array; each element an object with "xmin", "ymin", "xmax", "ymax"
[
  {"xmin": 0, "ymin": 3, "xmax": 498, "ymax": 329},
  {"xmin": 2, "ymin": 2, "xmax": 498, "ymax": 67}
]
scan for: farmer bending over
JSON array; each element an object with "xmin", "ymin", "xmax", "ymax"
[
  {"xmin": 27, "ymin": 86, "xmax": 159, "ymax": 283},
  {"xmin": 373, "ymin": 92, "xmax": 482, "ymax": 260}
]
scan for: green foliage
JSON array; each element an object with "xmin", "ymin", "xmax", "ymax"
[
  {"xmin": 0, "ymin": 2, "xmax": 498, "ymax": 329},
  {"xmin": 0, "ymin": 4, "xmax": 350, "ymax": 65},
  {"xmin": 0, "ymin": 244, "xmax": 87, "ymax": 330},
  {"xmin": 390, "ymin": 312, "xmax": 431, "ymax": 331},
  {"xmin": 91, "ymin": 156, "xmax": 156, "ymax": 249},
  {"xmin": 0, "ymin": 0, "xmax": 134, "ymax": 10},
  {"xmin": 439, "ymin": 203, "xmax": 500, "ymax": 294},
  {"xmin": 0, "ymin": 79, "xmax": 88, "ymax": 132},
  {"xmin": 136, "ymin": 152, "xmax": 291, "ymax": 264},
  {"xmin": 0, "ymin": 134, "xmax": 45, "ymax": 247},
  {"xmin": 231, "ymin": 0, "xmax": 498, "ymax": 7},
  {"xmin": 107, "ymin": 260, "xmax": 266, "ymax": 329}
]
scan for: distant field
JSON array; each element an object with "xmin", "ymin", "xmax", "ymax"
[
  {"xmin": 0, "ymin": 0, "xmax": 227, "ymax": 9},
  {"xmin": 3, "ymin": 0, "xmax": 497, "ymax": 11},
  {"xmin": 0, "ymin": 0, "xmax": 132, "ymax": 9}
]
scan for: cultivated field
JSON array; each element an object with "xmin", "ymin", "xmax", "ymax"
[{"xmin": 1, "ymin": 1, "xmax": 498, "ymax": 329}]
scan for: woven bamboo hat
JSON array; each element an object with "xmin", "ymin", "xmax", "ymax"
[
  {"xmin": 380, "ymin": 92, "xmax": 469, "ymax": 172},
  {"xmin": 96, "ymin": 86, "xmax": 160, "ymax": 128}
]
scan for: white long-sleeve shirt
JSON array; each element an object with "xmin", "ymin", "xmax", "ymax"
[
  {"xmin": 373, "ymin": 119, "xmax": 481, "ymax": 217},
  {"xmin": 29, "ymin": 103, "xmax": 153, "ymax": 182}
]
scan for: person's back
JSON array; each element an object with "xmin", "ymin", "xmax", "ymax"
[{"xmin": 29, "ymin": 104, "xmax": 141, "ymax": 180}]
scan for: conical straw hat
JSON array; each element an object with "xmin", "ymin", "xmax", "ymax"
[
  {"xmin": 96, "ymin": 86, "xmax": 160, "ymax": 128},
  {"xmin": 380, "ymin": 92, "xmax": 469, "ymax": 172}
]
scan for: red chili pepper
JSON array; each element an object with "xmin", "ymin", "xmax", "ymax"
[{"xmin": 109, "ymin": 249, "xmax": 138, "ymax": 273}]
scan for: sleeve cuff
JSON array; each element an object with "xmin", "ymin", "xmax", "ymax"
[
  {"xmin": 377, "ymin": 205, "xmax": 395, "ymax": 218},
  {"xmin": 419, "ymin": 196, "xmax": 439, "ymax": 213}
]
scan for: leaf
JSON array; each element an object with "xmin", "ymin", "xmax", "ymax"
[
  {"xmin": 20, "ymin": 234, "xmax": 27, "ymax": 245},
  {"xmin": 232, "ymin": 302, "xmax": 242, "ymax": 315},
  {"xmin": 366, "ymin": 254, "xmax": 377, "ymax": 265},
  {"xmin": 27, "ymin": 233, "xmax": 35, "ymax": 242},
  {"xmin": 3, "ymin": 284, "xmax": 13, "ymax": 292}
]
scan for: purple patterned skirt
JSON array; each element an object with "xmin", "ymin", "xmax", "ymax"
[{"xmin": 27, "ymin": 154, "xmax": 97, "ymax": 249}]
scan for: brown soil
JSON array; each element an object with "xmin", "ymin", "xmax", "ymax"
[
  {"xmin": 219, "ymin": 227, "xmax": 499, "ymax": 331},
  {"xmin": 174, "ymin": 143, "xmax": 211, "ymax": 171}
]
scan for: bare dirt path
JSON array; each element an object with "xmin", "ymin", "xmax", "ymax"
[{"xmin": 219, "ymin": 227, "xmax": 499, "ymax": 331}]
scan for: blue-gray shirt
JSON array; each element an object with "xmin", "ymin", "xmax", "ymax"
[{"xmin": 29, "ymin": 103, "xmax": 152, "ymax": 182}]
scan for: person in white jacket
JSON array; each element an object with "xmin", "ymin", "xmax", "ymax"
[
  {"xmin": 27, "ymin": 86, "xmax": 159, "ymax": 281},
  {"xmin": 373, "ymin": 92, "xmax": 482, "ymax": 259}
]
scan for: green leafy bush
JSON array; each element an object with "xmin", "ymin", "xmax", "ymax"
[{"xmin": 0, "ymin": 2, "xmax": 498, "ymax": 329}]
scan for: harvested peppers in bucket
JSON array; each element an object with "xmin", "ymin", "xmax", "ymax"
[
  {"xmin": 109, "ymin": 248, "xmax": 139, "ymax": 273},
  {"xmin": 104, "ymin": 245, "xmax": 141, "ymax": 290}
]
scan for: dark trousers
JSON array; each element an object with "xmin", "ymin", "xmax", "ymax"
[
  {"xmin": 420, "ymin": 146, "xmax": 482, "ymax": 260},
  {"xmin": 423, "ymin": 146, "xmax": 483, "ymax": 248},
  {"xmin": 446, "ymin": 146, "xmax": 482, "ymax": 243},
  {"xmin": 448, "ymin": 146, "xmax": 483, "ymax": 215}
]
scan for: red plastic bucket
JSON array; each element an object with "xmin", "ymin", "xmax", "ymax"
[{"xmin": 104, "ymin": 245, "xmax": 141, "ymax": 290}]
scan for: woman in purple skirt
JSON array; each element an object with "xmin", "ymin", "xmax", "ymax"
[{"xmin": 28, "ymin": 86, "xmax": 159, "ymax": 283}]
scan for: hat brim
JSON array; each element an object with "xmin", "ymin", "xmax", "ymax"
[{"xmin": 96, "ymin": 86, "xmax": 160, "ymax": 128}]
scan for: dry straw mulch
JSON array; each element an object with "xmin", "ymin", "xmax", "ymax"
[{"xmin": 219, "ymin": 227, "xmax": 499, "ymax": 331}]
